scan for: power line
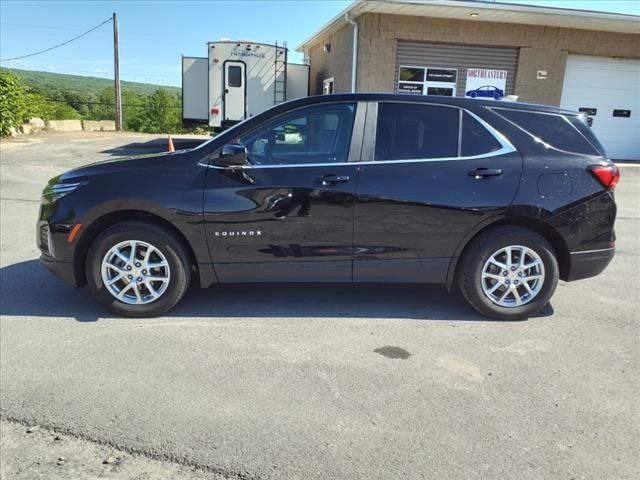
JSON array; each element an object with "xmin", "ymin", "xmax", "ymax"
[{"xmin": 0, "ymin": 17, "xmax": 112, "ymax": 62}]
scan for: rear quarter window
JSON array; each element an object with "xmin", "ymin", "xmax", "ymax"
[
  {"xmin": 461, "ymin": 112, "xmax": 502, "ymax": 157},
  {"xmin": 494, "ymin": 108, "xmax": 600, "ymax": 156}
]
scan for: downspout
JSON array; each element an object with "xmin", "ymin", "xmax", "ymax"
[{"xmin": 344, "ymin": 13, "xmax": 358, "ymax": 93}]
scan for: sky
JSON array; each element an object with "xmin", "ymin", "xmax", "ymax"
[{"xmin": 1, "ymin": 0, "xmax": 638, "ymax": 87}]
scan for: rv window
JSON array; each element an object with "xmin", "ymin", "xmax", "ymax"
[
  {"xmin": 238, "ymin": 103, "xmax": 356, "ymax": 165},
  {"xmin": 228, "ymin": 66, "xmax": 242, "ymax": 88}
]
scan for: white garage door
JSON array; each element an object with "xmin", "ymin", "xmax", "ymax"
[{"xmin": 560, "ymin": 55, "xmax": 640, "ymax": 161}]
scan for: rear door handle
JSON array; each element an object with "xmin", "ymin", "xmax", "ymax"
[
  {"xmin": 468, "ymin": 168, "xmax": 503, "ymax": 179},
  {"xmin": 315, "ymin": 174, "xmax": 350, "ymax": 186}
]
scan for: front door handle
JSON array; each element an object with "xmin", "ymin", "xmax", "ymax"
[
  {"xmin": 468, "ymin": 168, "xmax": 503, "ymax": 179},
  {"xmin": 315, "ymin": 174, "xmax": 350, "ymax": 186}
]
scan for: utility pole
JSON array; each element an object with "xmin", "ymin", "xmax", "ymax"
[{"xmin": 113, "ymin": 12, "xmax": 122, "ymax": 131}]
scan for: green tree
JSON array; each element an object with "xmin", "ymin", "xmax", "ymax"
[
  {"xmin": 140, "ymin": 89, "xmax": 182, "ymax": 133},
  {"xmin": 0, "ymin": 70, "xmax": 51, "ymax": 136}
]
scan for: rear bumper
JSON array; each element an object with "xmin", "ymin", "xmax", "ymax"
[{"xmin": 566, "ymin": 247, "xmax": 615, "ymax": 282}]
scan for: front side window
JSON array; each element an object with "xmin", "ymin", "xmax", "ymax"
[
  {"xmin": 238, "ymin": 103, "xmax": 356, "ymax": 165},
  {"xmin": 494, "ymin": 108, "xmax": 599, "ymax": 155},
  {"xmin": 375, "ymin": 103, "xmax": 459, "ymax": 160}
]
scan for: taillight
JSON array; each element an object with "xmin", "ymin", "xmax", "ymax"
[{"xmin": 589, "ymin": 164, "xmax": 620, "ymax": 191}]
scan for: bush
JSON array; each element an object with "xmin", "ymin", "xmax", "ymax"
[
  {"xmin": 0, "ymin": 71, "xmax": 51, "ymax": 136},
  {"xmin": 49, "ymin": 102, "xmax": 82, "ymax": 120}
]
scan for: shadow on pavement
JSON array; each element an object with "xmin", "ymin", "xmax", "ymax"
[
  {"xmin": 0, "ymin": 259, "xmax": 554, "ymax": 322},
  {"xmin": 100, "ymin": 138, "xmax": 207, "ymax": 157}
]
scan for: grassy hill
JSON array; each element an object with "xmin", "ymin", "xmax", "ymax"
[{"xmin": 2, "ymin": 68, "xmax": 180, "ymax": 96}]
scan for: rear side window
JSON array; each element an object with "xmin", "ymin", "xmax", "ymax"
[
  {"xmin": 495, "ymin": 109, "xmax": 599, "ymax": 155},
  {"xmin": 567, "ymin": 115, "xmax": 606, "ymax": 157},
  {"xmin": 375, "ymin": 103, "xmax": 458, "ymax": 160},
  {"xmin": 461, "ymin": 112, "xmax": 502, "ymax": 157}
]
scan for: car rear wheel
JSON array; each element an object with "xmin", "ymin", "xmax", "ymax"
[
  {"xmin": 86, "ymin": 221, "xmax": 191, "ymax": 317},
  {"xmin": 457, "ymin": 226, "xmax": 559, "ymax": 320}
]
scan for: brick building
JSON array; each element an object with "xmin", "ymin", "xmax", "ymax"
[{"xmin": 297, "ymin": 0, "xmax": 640, "ymax": 160}]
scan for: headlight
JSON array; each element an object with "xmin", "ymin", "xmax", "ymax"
[{"xmin": 42, "ymin": 182, "xmax": 85, "ymax": 202}]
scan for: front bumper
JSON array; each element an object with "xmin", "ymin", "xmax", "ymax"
[
  {"xmin": 37, "ymin": 221, "xmax": 81, "ymax": 287},
  {"xmin": 40, "ymin": 254, "xmax": 79, "ymax": 287},
  {"xmin": 566, "ymin": 247, "xmax": 615, "ymax": 282}
]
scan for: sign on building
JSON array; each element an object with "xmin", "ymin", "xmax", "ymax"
[
  {"xmin": 465, "ymin": 69, "xmax": 508, "ymax": 99},
  {"xmin": 398, "ymin": 66, "xmax": 457, "ymax": 96}
]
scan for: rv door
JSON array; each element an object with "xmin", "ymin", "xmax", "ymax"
[{"xmin": 224, "ymin": 61, "xmax": 246, "ymax": 122}]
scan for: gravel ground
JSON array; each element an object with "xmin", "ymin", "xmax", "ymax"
[
  {"xmin": 1, "ymin": 132, "xmax": 639, "ymax": 480},
  {"xmin": 0, "ymin": 419, "xmax": 228, "ymax": 479}
]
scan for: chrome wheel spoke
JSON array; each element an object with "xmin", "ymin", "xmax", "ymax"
[
  {"xmin": 487, "ymin": 280, "xmax": 504, "ymax": 295},
  {"xmin": 524, "ymin": 274, "xmax": 543, "ymax": 281},
  {"xmin": 106, "ymin": 273, "xmax": 124, "ymax": 286},
  {"xmin": 524, "ymin": 259, "xmax": 541, "ymax": 269},
  {"xmin": 145, "ymin": 280, "xmax": 160, "ymax": 299},
  {"xmin": 498, "ymin": 287, "xmax": 511, "ymax": 303},
  {"xmin": 488, "ymin": 258, "xmax": 507, "ymax": 270},
  {"xmin": 133, "ymin": 284, "xmax": 143, "ymax": 304},
  {"xmin": 483, "ymin": 273, "xmax": 504, "ymax": 281},
  {"xmin": 512, "ymin": 286, "xmax": 523, "ymax": 306},
  {"xmin": 481, "ymin": 244, "xmax": 545, "ymax": 308},
  {"xmin": 145, "ymin": 261, "xmax": 168, "ymax": 269},
  {"xmin": 116, "ymin": 283, "xmax": 134, "ymax": 300},
  {"xmin": 101, "ymin": 239, "xmax": 171, "ymax": 306},
  {"xmin": 147, "ymin": 276, "xmax": 169, "ymax": 282},
  {"xmin": 113, "ymin": 249, "xmax": 129, "ymax": 264},
  {"xmin": 105, "ymin": 262, "xmax": 125, "ymax": 273}
]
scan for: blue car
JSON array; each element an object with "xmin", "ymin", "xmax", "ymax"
[{"xmin": 466, "ymin": 85, "xmax": 505, "ymax": 99}]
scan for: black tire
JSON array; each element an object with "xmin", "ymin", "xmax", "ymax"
[
  {"xmin": 457, "ymin": 226, "xmax": 559, "ymax": 321},
  {"xmin": 86, "ymin": 221, "xmax": 191, "ymax": 317}
]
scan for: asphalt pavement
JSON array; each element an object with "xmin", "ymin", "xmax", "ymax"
[{"xmin": 1, "ymin": 132, "xmax": 638, "ymax": 480}]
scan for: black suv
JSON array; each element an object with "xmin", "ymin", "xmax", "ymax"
[{"xmin": 38, "ymin": 94, "xmax": 619, "ymax": 320}]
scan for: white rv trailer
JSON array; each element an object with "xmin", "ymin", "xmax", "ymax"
[{"xmin": 182, "ymin": 41, "xmax": 309, "ymax": 129}]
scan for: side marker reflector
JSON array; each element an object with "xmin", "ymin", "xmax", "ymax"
[{"xmin": 67, "ymin": 224, "xmax": 82, "ymax": 242}]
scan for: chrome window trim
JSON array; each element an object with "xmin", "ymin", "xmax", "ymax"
[
  {"xmin": 200, "ymin": 101, "xmax": 517, "ymax": 170},
  {"xmin": 371, "ymin": 101, "xmax": 516, "ymax": 163},
  {"xmin": 201, "ymin": 146, "xmax": 514, "ymax": 170}
]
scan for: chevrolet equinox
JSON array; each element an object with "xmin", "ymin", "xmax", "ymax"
[{"xmin": 38, "ymin": 94, "xmax": 619, "ymax": 320}]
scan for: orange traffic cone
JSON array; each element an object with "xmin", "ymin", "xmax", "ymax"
[{"xmin": 167, "ymin": 136, "xmax": 175, "ymax": 153}]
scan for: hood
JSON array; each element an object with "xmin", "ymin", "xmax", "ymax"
[{"xmin": 56, "ymin": 149, "xmax": 193, "ymax": 183}]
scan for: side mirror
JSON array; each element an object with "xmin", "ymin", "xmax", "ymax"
[{"xmin": 217, "ymin": 143, "xmax": 248, "ymax": 167}]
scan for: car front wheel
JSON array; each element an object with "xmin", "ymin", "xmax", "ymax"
[
  {"xmin": 86, "ymin": 221, "xmax": 191, "ymax": 317},
  {"xmin": 457, "ymin": 226, "xmax": 559, "ymax": 320}
]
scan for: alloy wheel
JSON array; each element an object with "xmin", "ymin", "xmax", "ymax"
[
  {"xmin": 101, "ymin": 240, "xmax": 171, "ymax": 305},
  {"xmin": 481, "ymin": 245, "xmax": 545, "ymax": 307}
]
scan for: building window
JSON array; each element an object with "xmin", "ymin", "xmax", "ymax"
[{"xmin": 323, "ymin": 77, "xmax": 335, "ymax": 95}]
